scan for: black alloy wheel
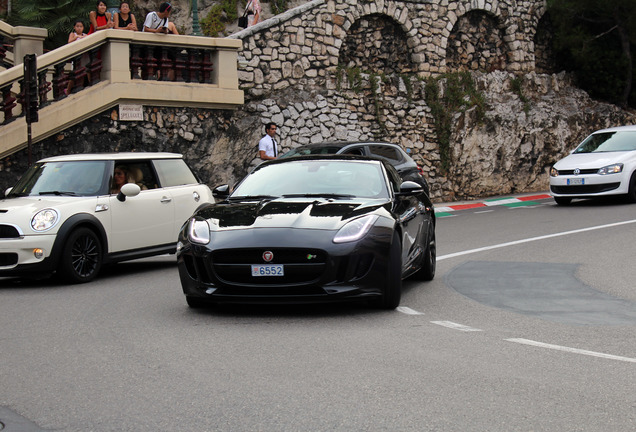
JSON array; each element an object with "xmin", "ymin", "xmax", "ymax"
[
  {"xmin": 554, "ymin": 197, "xmax": 572, "ymax": 206},
  {"xmin": 59, "ymin": 227, "xmax": 103, "ymax": 283},
  {"xmin": 414, "ymin": 222, "xmax": 436, "ymax": 281}
]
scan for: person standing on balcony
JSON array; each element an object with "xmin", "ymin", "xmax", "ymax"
[
  {"xmin": 68, "ymin": 20, "xmax": 88, "ymax": 43},
  {"xmin": 114, "ymin": 1, "xmax": 137, "ymax": 31},
  {"xmin": 89, "ymin": 0, "xmax": 114, "ymax": 34},
  {"xmin": 246, "ymin": 0, "xmax": 261, "ymax": 27},
  {"xmin": 143, "ymin": 2, "xmax": 179, "ymax": 35}
]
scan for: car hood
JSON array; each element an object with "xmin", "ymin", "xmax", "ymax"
[
  {"xmin": 194, "ymin": 198, "xmax": 392, "ymax": 231},
  {"xmin": 0, "ymin": 196, "xmax": 97, "ymax": 228},
  {"xmin": 554, "ymin": 151, "xmax": 636, "ymax": 169}
]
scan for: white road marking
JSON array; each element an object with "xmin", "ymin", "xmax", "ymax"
[
  {"xmin": 506, "ymin": 338, "xmax": 636, "ymax": 364},
  {"xmin": 438, "ymin": 219, "xmax": 636, "ymax": 261},
  {"xmin": 474, "ymin": 210, "xmax": 494, "ymax": 214},
  {"xmin": 396, "ymin": 306, "xmax": 425, "ymax": 315},
  {"xmin": 431, "ymin": 321, "xmax": 483, "ymax": 332}
]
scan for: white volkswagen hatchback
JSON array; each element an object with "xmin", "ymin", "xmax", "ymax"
[
  {"xmin": 550, "ymin": 125, "xmax": 636, "ymax": 205},
  {"xmin": 0, "ymin": 153, "xmax": 213, "ymax": 283}
]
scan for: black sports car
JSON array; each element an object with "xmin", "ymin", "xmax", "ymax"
[{"xmin": 176, "ymin": 155, "xmax": 436, "ymax": 309}]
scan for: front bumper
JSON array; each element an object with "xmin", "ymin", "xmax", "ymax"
[
  {"xmin": 549, "ymin": 174, "xmax": 627, "ymax": 197},
  {"xmin": 0, "ymin": 233, "xmax": 58, "ymax": 276},
  {"xmin": 177, "ymin": 227, "xmax": 392, "ymax": 304}
]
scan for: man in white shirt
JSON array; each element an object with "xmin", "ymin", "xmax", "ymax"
[
  {"xmin": 143, "ymin": 2, "xmax": 179, "ymax": 34},
  {"xmin": 258, "ymin": 123, "xmax": 279, "ymax": 160}
]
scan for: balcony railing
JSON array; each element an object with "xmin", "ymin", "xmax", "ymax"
[{"xmin": 0, "ymin": 30, "xmax": 243, "ymax": 158}]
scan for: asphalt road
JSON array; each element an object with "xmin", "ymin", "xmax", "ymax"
[{"xmin": 1, "ymin": 194, "xmax": 635, "ymax": 431}]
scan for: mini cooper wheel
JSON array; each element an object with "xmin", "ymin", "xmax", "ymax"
[
  {"xmin": 186, "ymin": 296, "xmax": 213, "ymax": 309},
  {"xmin": 59, "ymin": 227, "xmax": 103, "ymax": 283}
]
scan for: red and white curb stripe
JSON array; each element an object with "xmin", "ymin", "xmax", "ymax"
[{"xmin": 435, "ymin": 194, "xmax": 552, "ymax": 215}]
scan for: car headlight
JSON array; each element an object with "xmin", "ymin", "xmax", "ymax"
[
  {"xmin": 550, "ymin": 167, "xmax": 559, "ymax": 177},
  {"xmin": 31, "ymin": 209, "xmax": 59, "ymax": 232},
  {"xmin": 188, "ymin": 218, "xmax": 210, "ymax": 244},
  {"xmin": 333, "ymin": 215, "xmax": 378, "ymax": 243},
  {"xmin": 597, "ymin": 163, "xmax": 623, "ymax": 175}
]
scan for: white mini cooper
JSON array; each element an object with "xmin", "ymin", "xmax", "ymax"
[{"xmin": 0, "ymin": 153, "xmax": 213, "ymax": 283}]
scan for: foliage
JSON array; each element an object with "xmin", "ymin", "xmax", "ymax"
[
  {"xmin": 424, "ymin": 72, "xmax": 487, "ymax": 173},
  {"xmin": 270, "ymin": 0, "xmax": 289, "ymax": 15},
  {"xmin": 201, "ymin": 0, "xmax": 239, "ymax": 37},
  {"xmin": 8, "ymin": 0, "xmax": 94, "ymax": 50},
  {"xmin": 546, "ymin": 0, "xmax": 636, "ymax": 107},
  {"xmin": 510, "ymin": 77, "xmax": 530, "ymax": 113}
]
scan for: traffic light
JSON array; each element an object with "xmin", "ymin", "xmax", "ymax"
[{"xmin": 24, "ymin": 54, "xmax": 39, "ymax": 124}]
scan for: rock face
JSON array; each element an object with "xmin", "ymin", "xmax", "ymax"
[{"xmin": 2, "ymin": 0, "xmax": 636, "ymax": 202}]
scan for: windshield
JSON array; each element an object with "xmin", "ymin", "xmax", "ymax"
[
  {"xmin": 233, "ymin": 160, "xmax": 390, "ymax": 199},
  {"xmin": 8, "ymin": 161, "xmax": 109, "ymax": 197},
  {"xmin": 573, "ymin": 131, "xmax": 636, "ymax": 153}
]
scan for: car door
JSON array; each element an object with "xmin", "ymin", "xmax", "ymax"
[
  {"xmin": 107, "ymin": 160, "xmax": 175, "ymax": 252},
  {"xmin": 152, "ymin": 158, "xmax": 209, "ymax": 234}
]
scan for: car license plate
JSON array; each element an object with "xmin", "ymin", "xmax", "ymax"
[
  {"xmin": 567, "ymin": 178, "xmax": 585, "ymax": 185},
  {"xmin": 251, "ymin": 264, "xmax": 284, "ymax": 277}
]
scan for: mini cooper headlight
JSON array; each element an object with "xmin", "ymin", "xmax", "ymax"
[
  {"xmin": 597, "ymin": 163, "xmax": 623, "ymax": 175},
  {"xmin": 188, "ymin": 218, "xmax": 211, "ymax": 244},
  {"xmin": 31, "ymin": 209, "xmax": 59, "ymax": 232},
  {"xmin": 333, "ymin": 215, "xmax": 378, "ymax": 244}
]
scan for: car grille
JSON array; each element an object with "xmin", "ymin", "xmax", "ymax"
[
  {"xmin": 555, "ymin": 169, "xmax": 598, "ymax": 175},
  {"xmin": 0, "ymin": 225, "xmax": 21, "ymax": 238},
  {"xmin": 0, "ymin": 253, "xmax": 18, "ymax": 266},
  {"xmin": 211, "ymin": 248, "xmax": 327, "ymax": 285},
  {"xmin": 550, "ymin": 183, "xmax": 620, "ymax": 194}
]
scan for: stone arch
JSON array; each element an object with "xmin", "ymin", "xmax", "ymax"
[
  {"xmin": 338, "ymin": 13, "xmax": 415, "ymax": 75},
  {"xmin": 534, "ymin": 12, "xmax": 556, "ymax": 74},
  {"xmin": 446, "ymin": 10, "xmax": 507, "ymax": 72}
]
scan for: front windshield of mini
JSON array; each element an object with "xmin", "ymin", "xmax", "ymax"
[
  {"xmin": 573, "ymin": 131, "xmax": 636, "ymax": 153},
  {"xmin": 8, "ymin": 161, "xmax": 110, "ymax": 197},
  {"xmin": 232, "ymin": 160, "xmax": 390, "ymax": 199}
]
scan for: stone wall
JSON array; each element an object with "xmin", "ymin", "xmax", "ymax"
[{"xmin": 2, "ymin": 0, "xmax": 636, "ymax": 202}]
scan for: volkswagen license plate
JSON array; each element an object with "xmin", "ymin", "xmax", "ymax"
[
  {"xmin": 251, "ymin": 264, "xmax": 284, "ymax": 276},
  {"xmin": 567, "ymin": 178, "xmax": 585, "ymax": 185}
]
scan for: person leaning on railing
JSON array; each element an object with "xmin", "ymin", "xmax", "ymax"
[
  {"xmin": 89, "ymin": 0, "xmax": 114, "ymax": 34},
  {"xmin": 114, "ymin": 1, "xmax": 138, "ymax": 31},
  {"xmin": 143, "ymin": 2, "xmax": 179, "ymax": 35}
]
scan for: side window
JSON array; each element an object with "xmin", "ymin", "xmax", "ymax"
[
  {"xmin": 153, "ymin": 159, "xmax": 198, "ymax": 187},
  {"xmin": 368, "ymin": 145, "xmax": 402, "ymax": 163},
  {"xmin": 341, "ymin": 146, "xmax": 365, "ymax": 156},
  {"xmin": 111, "ymin": 160, "xmax": 158, "ymax": 193}
]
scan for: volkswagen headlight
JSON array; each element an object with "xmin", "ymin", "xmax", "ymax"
[{"xmin": 597, "ymin": 163, "xmax": 623, "ymax": 175}]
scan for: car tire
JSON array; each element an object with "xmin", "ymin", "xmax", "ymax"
[
  {"xmin": 626, "ymin": 172, "xmax": 636, "ymax": 203},
  {"xmin": 375, "ymin": 232, "xmax": 402, "ymax": 310},
  {"xmin": 58, "ymin": 227, "xmax": 103, "ymax": 283},
  {"xmin": 186, "ymin": 296, "xmax": 210, "ymax": 309},
  {"xmin": 554, "ymin": 197, "xmax": 572, "ymax": 206},
  {"xmin": 414, "ymin": 223, "xmax": 436, "ymax": 281}
]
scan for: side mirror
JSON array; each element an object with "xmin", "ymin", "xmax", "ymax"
[
  {"xmin": 117, "ymin": 183, "xmax": 141, "ymax": 202},
  {"xmin": 396, "ymin": 181, "xmax": 423, "ymax": 196},
  {"xmin": 213, "ymin": 184, "xmax": 230, "ymax": 199}
]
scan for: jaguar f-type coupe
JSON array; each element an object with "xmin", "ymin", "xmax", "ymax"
[{"xmin": 176, "ymin": 155, "xmax": 436, "ymax": 309}]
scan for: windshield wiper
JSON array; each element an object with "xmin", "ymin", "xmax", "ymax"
[
  {"xmin": 39, "ymin": 191, "xmax": 79, "ymax": 196},
  {"xmin": 282, "ymin": 193, "xmax": 356, "ymax": 199},
  {"xmin": 228, "ymin": 195, "xmax": 279, "ymax": 201}
]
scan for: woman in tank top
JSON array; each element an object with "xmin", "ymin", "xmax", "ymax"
[
  {"xmin": 88, "ymin": 0, "xmax": 114, "ymax": 34},
  {"xmin": 114, "ymin": 1, "xmax": 137, "ymax": 31}
]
